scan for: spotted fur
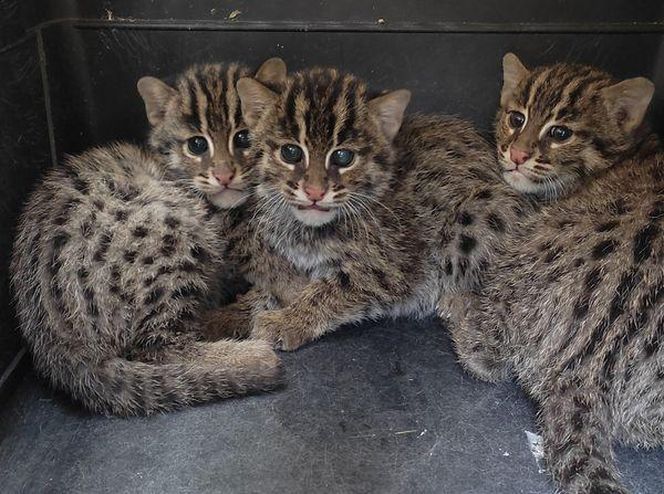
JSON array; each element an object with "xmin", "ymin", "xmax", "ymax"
[
  {"xmin": 204, "ymin": 67, "xmax": 531, "ymax": 351},
  {"xmin": 10, "ymin": 61, "xmax": 287, "ymax": 416},
  {"xmin": 449, "ymin": 57, "xmax": 662, "ymax": 494}
]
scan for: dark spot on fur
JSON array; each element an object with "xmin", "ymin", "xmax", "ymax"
[
  {"xmin": 145, "ymin": 287, "xmax": 165, "ymax": 305},
  {"xmin": 444, "ymin": 258, "xmax": 453, "ymax": 275},
  {"xmin": 459, "ymin": 235, "xmax": 477, "ymax": 254},
  {"xmin": 177, "ymin": 261, "xmax": 198, "ymax": 273},
  {"xmin": 476, "ymin": 189, "xmax": 492, "ymax": 200},
  {"xmin": 608, "ymin": 198, "xmax": 629, "ymax": 216},
  {"xmin": 164, "ymin": 215, "xmax": 180, "ymax": 228},
  {"xmin": 585, "ymin": 267, "xmax": 602, "ymax": 291},
  {"xmin": 132, "ymin": 226, "xmax": 148, "ymax": 238},
  {"xmin": 649, "ymin": 200, "xmax": 663, "ymax": 220},
  {"xmin": 161, "ymin": 235, "xmax": 177, "ymax": 257},
  {"xmin": 457, "ymin": 258, "xmax": 469, "ymax": 276},
  {"xmin": 123, "ymin": 250, "xmax": 137, "ymax": 263},
  {"xmin": 142, "ymin": 256, "xmax": 154, "ymax": 265},
  {"xmin": 456, "ymin": 211, "xmax": 474, "ymax": 226},
  {"xmin": 114, "ymin": 209, "xmax": 128, "ymax": 222},
  {"xmin": 93, "ymin": 232, "xmax": 112, "ymax": 262},
  {"xmin": 574, "ymin": 258, "xmax": 585, "ymax": 267},
  {"xmin": 591, "ymin": 239, "xmax": 617, "ymax": 260},
  {"xmin": 93, "ymin": 200, "xmax": 104, "ymax": 211},
  {"xmin": 190, "ymin": 244, "xmax": 208, "ymax": 262},
  {"xmin": 72, "ymin": 177, "xmax": 89, "ymax": 194},
  {"xmin": 633, "ymin": 223, "xmax": 659, "ymax": 264},
  {"xmin": 544, "ymin": 246, "xmax": 564, "ymax": 263},
  {"xmin": 110, "ymin": 265, "xmax": 121, "ymax": 282},
  {"xmin": 338, "ymin": 270, "xmax": 351, "ymax": 288},
  {"xmin": 596, "ymin": 220, "xmax": 618, "ymax": 233},
  {"xmin": 83, "ymin": 286, "xmax": 98, "ymax": 317}
]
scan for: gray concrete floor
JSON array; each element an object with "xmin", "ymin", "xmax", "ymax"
[{"xmin": 1, "ymin": 318, "xmax": 663, "ymax": 493}]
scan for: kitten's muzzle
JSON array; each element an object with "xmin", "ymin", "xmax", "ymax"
[{"xmin": 297, "ymin": 202, "xmax": 330, "ymax": 212}]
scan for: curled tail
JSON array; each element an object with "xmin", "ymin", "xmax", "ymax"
[{"xmin": 55, "ymin": 339, "xmax": 282, "ymax": 416}]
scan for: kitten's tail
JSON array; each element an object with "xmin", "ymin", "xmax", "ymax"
[{"xmin": 56, "ymin": 339, "xmax": 282, "ymax": 416}]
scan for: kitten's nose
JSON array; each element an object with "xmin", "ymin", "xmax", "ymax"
[
  {"xmin": 213, "ymin": 169, "xmax": 235, "ymax": 186},
  {"xmin": 509, "ymin": 147, "xmax": 531, "ymax": 166},
  {"xmin": 304, "ymin": 184, "xmax": 327, "ymax": 202}
]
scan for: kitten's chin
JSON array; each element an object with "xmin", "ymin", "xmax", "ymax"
[
  {"xmin": 503, "ymin": 170, "xmax": 544, "ymax": 195},
  {"xmin": 207, "ymin": 189, "xmax": 249, "ymax": 209},
  {"xmin": 292, "ymin": 206, "xmax": 337, "ymax": 227}
]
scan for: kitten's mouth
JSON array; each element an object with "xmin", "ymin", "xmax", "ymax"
[{"xmin": 297, "ymin": 204, "xmax": 330, "ymax": 212}]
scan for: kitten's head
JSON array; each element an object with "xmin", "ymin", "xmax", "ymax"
[
  {"xmin": 236, "ymin": 67, "xmax": 410, "ymax": 227},
  {"xmin": 496, "ymin": 53, "xmax": 654, "ymax": 199},
  {"xmin": 137, "ymin": 58, "xmax": 287, "ymax": 208}
]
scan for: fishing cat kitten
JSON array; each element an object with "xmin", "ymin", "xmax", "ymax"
[
  {"xmin": 449, "ymin": 54, "xmax": 661, "ymax": 494},
  {"xmin": 10, "ymin": 59, "xmax": 286, "ymax": 416},
  {"xmin": 204, "ymin": 67, "xmax": 531, "ymax": 350}
]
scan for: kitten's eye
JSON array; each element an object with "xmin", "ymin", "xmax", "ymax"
[
  {"xmin": 280, "ymin": 144, "xmax": 304, "ymax": 164},
  {"xmin": 233, "ymin": 129, "xmax": 250, "ymax": 149},
  {"xmin": 330, "ymin": 149, "xmax": 355, "ymax": 168},
  {"xmin": 508, "ymin": 111, "xmax": 526, "ymax": 129},
  {"xmin": 187, "ymin": 136, "xmax": 209, "ymax": 156},
  {"xmin": 549, "ymin": 125, "xmax": 573, "ymax": 142}
]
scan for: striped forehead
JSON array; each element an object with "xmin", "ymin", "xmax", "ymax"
[
  {"xmin": 516, "ymin": 64, "xmax": 612, "ymax": 123},
  {"xmin": 177, "ymin": 63, "xmax": 250, "ymax": 134},
  {"xmin": 280, "ymin": 69, "xmax": 367, "ymax": 147}
]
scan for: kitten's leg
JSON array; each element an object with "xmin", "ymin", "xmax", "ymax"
[
  {"xmin": 539, "ymin": 379, "xmax": 629, "ymax": 494},
  {"xmin": 442, "ymin": 292, "xmax": 511, "ymax": 382},
  {"xmin": 201, "ymin": 287, "xmax": 277, "ymax": 340},
  {"xmin": 251, "ymin": 275, "xmax": 380, "ymax": 351}
]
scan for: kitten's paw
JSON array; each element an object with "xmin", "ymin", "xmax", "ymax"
[
  {"xmin": 201, "ymin": 305, "xmax": 252, "ymax": 340},
  {"xmin": 252, "ymin": 310, "xmax": 310, "ymax": 351}
]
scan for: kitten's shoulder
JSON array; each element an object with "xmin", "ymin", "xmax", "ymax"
[{"xmin": 397, "ymin": 113, "xmax": 488, "ymax": 148}]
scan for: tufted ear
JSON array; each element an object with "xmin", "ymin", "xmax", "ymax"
[
  {"xmin": 501, "ymin": 53, "xmax": 530, "ymax": 106},
  {"xmin": 236, "ymin": 77, "xmax": 279, "ymax": 127},
  {"xmin": 367, "ymin": 89, "xmax": 411, "ymax": 142},
  {"xmin": 254, "ymin": 57, "xmax": 287, "ymax": 89},
  {"xmin": 137, "ymin": 76, "xmax": 178, "ymax": 126},
  {"xmin": 601, "ymin": 77, "xmax": 654, "ymax": 133}
]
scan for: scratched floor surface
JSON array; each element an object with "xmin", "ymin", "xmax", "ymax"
[{"xmin": 1, "ymin": 317, "xmax": 663, "ymax": 494}]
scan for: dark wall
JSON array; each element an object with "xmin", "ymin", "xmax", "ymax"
[{"xmin": 1, "ymin": 0, "xmax": 663, "ymax": 389}]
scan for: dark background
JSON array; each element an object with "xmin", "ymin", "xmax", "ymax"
[{"xmin": 0, "ymin": 2, "xmax": 663, "ymax": 493}]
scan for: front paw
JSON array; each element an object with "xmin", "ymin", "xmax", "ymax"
[{"xmin": 252, "ymin": 310, "xmax": 311, "ymax": 351}]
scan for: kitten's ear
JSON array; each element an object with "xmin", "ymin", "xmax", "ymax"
[
  {"xmin": 236, "ymin": 77, "xmax": 279, "ymax": 127},
  {"xmin": 255, "ymin": 57, "xmax": 287, "ymax": 88},
  {"xmin": 601, "ymin": 77, "xmax": 655, "ymax": 133},
  {"xmin": 501, "ymin": 53, "xmax": 529, "ymax": 106},
  {"xmin": 137, "ymin": 76, "xmax": 178, "ymax": 126},
  {"xmin": 368, "ymin": 89, "xmax": 411, "ymax": 141}
]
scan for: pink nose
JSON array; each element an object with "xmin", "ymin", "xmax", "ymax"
[
  {"xmin": 509, "ymin": 147, "xmax": 530, "ymax": 166},
  {"xmin": 304, "ymin": 184, "xmax": 327, "ymax": 202},
  {"xmin": 213, "ymin": 169, "xmax": 235, "ymax": 186}
]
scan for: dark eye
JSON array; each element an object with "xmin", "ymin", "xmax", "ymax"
[
  {"xmin": 280, "ymin": 144, "xmax": 303, "ymax": 164},
  {"xmin": 508, "ymin": 111, "xmax": 526, "ymax": 129},
  {"xmin": 233, "ymin": 129, "xmax": 250, "ymax": 149},
  {"xmin": 187, "ymin": 136, "xmax": 209, "ymax": 156},
  {"xmin": 330, "ymin": 149, "xmax": 355, "ymax": 168},
  {"xmin": 549, "ymin": 125, "xmax": 573, "ymax": 142}
]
